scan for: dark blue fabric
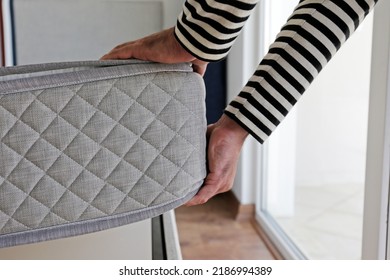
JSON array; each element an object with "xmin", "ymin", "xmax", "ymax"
[
  {"xmin": 204, "ymin": 59, "xmax": 226, "ymax": 124},
  {"xmin": 9, "ymin": 0, "xmax": 16, "ymax": 65}
]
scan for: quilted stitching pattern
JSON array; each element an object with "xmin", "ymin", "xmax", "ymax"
[{"xmin": 0, "ymin": 68, "xmax": 206, "ymax": 236}]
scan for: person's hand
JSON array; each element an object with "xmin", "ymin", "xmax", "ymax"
[
  {"xmin": 101, "ymin": 27, "xmax": 208, "ymax": 76},
  {"xmin": 186, "ymin": 114, "xmax": 248, "ymax": 206}
]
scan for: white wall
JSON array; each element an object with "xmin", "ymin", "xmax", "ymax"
[{"xmin": 10, "ymin": 0, "xmax": 183, "ymax": 64}]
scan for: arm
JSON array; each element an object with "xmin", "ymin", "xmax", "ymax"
[{"xmin": 175, "ymin": 0, "xmax": 378, "ymax": 143}]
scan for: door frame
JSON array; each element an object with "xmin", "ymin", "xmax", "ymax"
[{"xmin": 362, "ymin": 0, "xmax": 390, "ymax": 260}]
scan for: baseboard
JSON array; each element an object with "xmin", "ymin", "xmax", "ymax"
[
  {"xmin": 223, "ymin": 191, "xmax": 284, "ymax": 260},
  {"xmin": 223, "ymin": 191, "xmax": 255, "ymax": 222}
]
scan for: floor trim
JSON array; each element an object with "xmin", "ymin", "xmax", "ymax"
[
  {"xmin": 225, "ymin": 191, "xmax": 284, "ymax": 259},
  {"xmin": 224, "ymin": 191, "xmax": 255, "ymax": 221}
]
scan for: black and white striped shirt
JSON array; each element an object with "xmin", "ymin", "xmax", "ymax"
[{"xmin": 174, "ymin": 0, "xmax": 378, "ymax": 143}]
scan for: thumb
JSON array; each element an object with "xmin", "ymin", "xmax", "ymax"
[{"xmin": 191, "ymin": 60, "xmax": 208, "ymax": 76}]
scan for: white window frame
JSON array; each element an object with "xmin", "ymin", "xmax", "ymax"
[{"xmin": 362, "ymin": 0, "xmax": 390, "ymax": 260}]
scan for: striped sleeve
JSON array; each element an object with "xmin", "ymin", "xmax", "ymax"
[
  {"xmin": 224, "ymin": 0, "xmax": 378, "ymax": 143},
  {"xmin": 174, "ymin": 0, "xmax": 259, "ymax": 62},
  {"xmin": 175, "ymin": 0, "xmax": 379, "ymax": 144}
]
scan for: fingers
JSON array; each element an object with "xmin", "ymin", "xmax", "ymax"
[
  {"xmin": 100, "ymin": 52, "xmax": 127, "ymax": 60},
  {"xmin": 185, "ymin": 174, "xmax": 231, "ymax": 206},
  {"xmin": 100, "ymin": 44, "xmax": 135, "ymax": 60},
  {"xmin": 184, "ymin": 187, "xmax": 214, "ymax": 206},
  {"xmin": 185, "ymin": 186, "xmax": 216, "ymax": 206}
]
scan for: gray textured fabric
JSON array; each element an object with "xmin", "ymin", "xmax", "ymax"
[{"xmin": 0, "ymin": 60, "xmax": 207, "ymax": 248}]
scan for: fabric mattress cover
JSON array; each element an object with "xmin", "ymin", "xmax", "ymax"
[{"xmin": 0, "ymin": 60, "xmax": 207, "ymax": 248}]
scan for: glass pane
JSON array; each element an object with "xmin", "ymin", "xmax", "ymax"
[{"xmin": 260, "ymin": 7, "xmax": 374, "ymax": 259}]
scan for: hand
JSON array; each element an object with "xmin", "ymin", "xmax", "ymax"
[
  {"xmin": 186, "ymin": 114, "xmax": 249, "ymax": 206},
  {"xmin": 101, "ymin": 27, "xmax": 208, "ymax": 76}
]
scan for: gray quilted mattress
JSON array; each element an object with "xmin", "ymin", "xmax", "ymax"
[{"xmin": 0, "ymin": 60, "xmax": 207, "ymax": 248}]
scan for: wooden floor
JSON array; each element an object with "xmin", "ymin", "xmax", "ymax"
[{"xmin": 175, "ymin": 193, "xmax": 275, "ymax": 260}]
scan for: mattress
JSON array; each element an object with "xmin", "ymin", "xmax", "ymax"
[{"xmin": 0, "ymin": 60, "xmax": 207, "ymax": 248}]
